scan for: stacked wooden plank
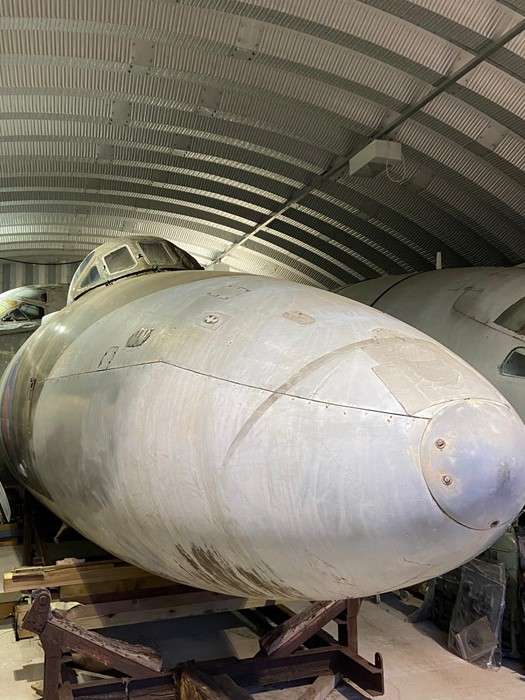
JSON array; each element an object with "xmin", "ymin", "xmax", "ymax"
[
  {"xmin": 6, "ymin": 558, "xmax": 175, "ymax": 635},
  {"xmin": 0, "ymin": 521, "xmax": 20, "ymax": 547},
  {"xmin": 4, "ymin": 558, "xmax": 165, "ymax": 592},
  {"xmin": 7, "ymin": 558, "xmax": 280, "ymax": 633}
]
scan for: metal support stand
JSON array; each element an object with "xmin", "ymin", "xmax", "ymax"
[
  {"xmin": 22, "ymin": 589, "xmax": 384, "ymax": 699},
  {"xmin": 336, "ymin": 598, "xmax": 360, "ymax": 649},
  {"xmin": 22, "ymin": 589, "xmax": 163, "ymax": 700}
]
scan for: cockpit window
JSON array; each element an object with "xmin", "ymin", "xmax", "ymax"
[
  {"xmin": 68, "ymin": 237, "xmax": 203, "ymax": 303},
  {"xmin": 500, "ymin": 348, "xmax": 525, "ymax": 377},
  {"xmin": 103, "ymin": 246, "xmax": 136, "ymax": 274},
  {"xmin": 3, "ymin": 304, "xmax": 44, "ymax": 322},
  {"xmin": 4, "ymin": 309, "xmax": 26, "ymax": 322},
  {"xmin": 19, "ymin": 304, "xmax": 44, "ymax": 320},
  {"xmin": 79, "ymin": 265, "xmax": 101, "ymax": 289},
  {"xmin": 74, "ymin": 250, "xmax": 95, "ymax": 279},
  {"xmin": 164, "ymin": 241, "xmax": 195, "ymax": 268},
  {"xmin": 138, "ymin": 241, "xmax": 172, "ymax": 266},
  {"xmin": 494, "ymin": 297, "xmax": 525, "ymax": 335}
]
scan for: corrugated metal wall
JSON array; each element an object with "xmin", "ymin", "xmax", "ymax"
[
  {"xmin": 0, "ymin": 262, "xmax": 79, "ymax": 292},
  {"xmin": 0, "ymin": 2, "xmax": 525, "ymax": 283}
]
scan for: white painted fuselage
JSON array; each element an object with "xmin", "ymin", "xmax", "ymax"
[
  {"xmin": 2, "ymin": 267, "xmax": 525, "ymax": 599},
  {"xmin": 337, "ymin": 266, "xmax": 525, "ymax": 423}
]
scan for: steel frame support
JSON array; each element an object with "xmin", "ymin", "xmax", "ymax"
[{"xmin": 21, "ymin": 588, "xmax": 384, "ymax": 699}]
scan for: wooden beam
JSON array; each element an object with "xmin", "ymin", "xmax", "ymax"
[
  {"xmin": 0, "ymin": 600, "xmax": 14, "ymax": 619},
  {"xmin": 17, "ymin": 588, "xmax": 280, "ymax": 632},
  {"xmin": 4, "ymin": 559, "xmax": 172, "ymax": 593},
  {"xmin": 30, "ymin": 680, "xmax": 43, "ymax": 697},
  {"xmin": 176, "ymin": 664, "xmax": 253, "ymax": 700},
  {"xmin": 298, "ymin": 673, "xmax": 341, "ymax": 700},
  {"xmin": 64, "ymin": 591, "xmax": 280, "ymax": 629},
  {"xmin": 259, "ymin": 600, "xmax": 346, "ymax": 657},
  {"xmin": 59, "ymin": 574, "xmax": 175, "ymax": 600},
  {"xmin": 16, "ymin": 603, "xmax": 35, "ymax": 638}
]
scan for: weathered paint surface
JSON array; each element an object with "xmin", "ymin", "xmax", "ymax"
[{"xmin": 1, "ymin": 266, "xmax": 525, "ymax": 599}]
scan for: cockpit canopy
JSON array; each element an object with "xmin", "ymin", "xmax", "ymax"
[
  {"xmin": 494, "ymin": 297, "xmax": 525, "ymax": 337},
  {"xmin": 68, "ymin": 237, "xmax": 203, "ymax": 303},
  {"xmin": 0, "ymin": 285, "xmax": 67, "ymax": 323}
]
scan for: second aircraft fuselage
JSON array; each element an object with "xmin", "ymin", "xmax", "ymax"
[{"xmin": 337, "ymin": 266, "xmax": 525, "ymax": 423}]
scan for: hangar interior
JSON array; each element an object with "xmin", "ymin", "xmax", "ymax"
[{"xmin": 0, "ymin": 2, "xmax": 525, "ymax": 699}]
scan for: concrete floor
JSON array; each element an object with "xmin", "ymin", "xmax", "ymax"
[
  {"xmin": 0, "ymin": 543, "xmax": 23, "ymax": 606},
  {"xmin": 0, "ymin": 592, "xmax": 524, "ymax": 699}
]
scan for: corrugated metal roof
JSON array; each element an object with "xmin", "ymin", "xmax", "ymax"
[{"xmin": 0, "ymin": 0, "xmax": 523, "ymax": 279}]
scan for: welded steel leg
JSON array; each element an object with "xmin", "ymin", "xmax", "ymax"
[
  {"xmin": 337, "ymin": 598, "xmax": 360, "ymax": 652},
  {"xmin": 41, "ymin": 629, "xmax": 63, "ymax": 700}
]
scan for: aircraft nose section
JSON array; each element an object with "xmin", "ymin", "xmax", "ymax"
[{"xmin": 420, "ymin": 400, "xmax": 525, "ymax": 531}]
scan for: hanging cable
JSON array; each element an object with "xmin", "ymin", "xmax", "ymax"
[{"xmin": 385, "ymin": 150, "xmax": 409, "ymax": 184}]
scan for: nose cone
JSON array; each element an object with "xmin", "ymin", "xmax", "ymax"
[{"xmin": 420, "ymin": 400, "xmax": 525, "ymax": 531}]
